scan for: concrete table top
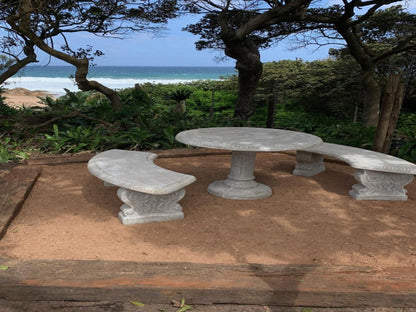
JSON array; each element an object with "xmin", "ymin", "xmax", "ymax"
[
  {"xmin": 176, "ymin": 127, "xmax": 323, "ymax": 200},
  {"xmin": 175, "ymin": 127, "xmax": 323, "ymax": 152}
]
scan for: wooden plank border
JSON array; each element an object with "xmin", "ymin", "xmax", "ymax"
[{"xmin": 0, "ymin": 260, "xmax": 415, "ymax": 307}]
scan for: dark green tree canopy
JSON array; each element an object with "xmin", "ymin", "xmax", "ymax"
[{"xmin": 298, "ymin": 5, "xmax": 416, "ymax": 62}]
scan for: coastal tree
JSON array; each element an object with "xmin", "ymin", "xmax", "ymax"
[
  {"xmin": 0, "ymin": 0, "xmax": 179, "ymax": 110},
  {"xmin": 289, "ymin": 4, "xmax": 416, "ymax": 154},
  {"xmin": 185, "ymin": 0, "xmax": 312, "ymax": 121},
  {"xmin": 293, "ymin": 4, "xmax": 416, "ymax": 129},
  {"xmin": 185, "ymin": 0, "xmax": 413, "ymax": 127}
]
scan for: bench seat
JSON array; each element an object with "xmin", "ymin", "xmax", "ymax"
[
  {"xmin": 88, "ymin": 149, "xmax": 196, "ymax": 224},
  {"xmin": 293, "ymin": 143, "xmax": 416, "ymax": 200}
]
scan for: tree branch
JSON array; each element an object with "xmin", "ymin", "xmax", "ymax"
[
  {"xmin": 30, "ymin": 111, "xmax": 114, "ymax": 129},
  {"xmin": 235, "ymin": 0, "xmax": 311, "ymax": 39},
  {"xmin": 0, "ymin": 42, "xmax": 37, "ymax": 84}
]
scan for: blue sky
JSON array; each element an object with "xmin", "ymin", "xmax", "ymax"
[
  {"xmin": 42, "ymin": 15, "xmax": 334, "ymax": 67},
  {"xmin": 38, "ymin": 0, "xmax": 414, "ymax": 67}
]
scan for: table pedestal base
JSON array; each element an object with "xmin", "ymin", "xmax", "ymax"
[
  {"xmin": 208, "ymin": 180, "xmax": 272, "ymax": 200},
  {"xmin": 207, "ymin": 151, "xmax": 272, "ymax": 200}
]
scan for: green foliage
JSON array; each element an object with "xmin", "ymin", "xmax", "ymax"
[
  {"xmin": 2, "ymin": 60, "xmax": 415, "ymax": 163},
  {"xmin": 41, "ymin": 89, "xmax": 93, "ymax": 112},
  {"xmin": 256, "ymin": 59, "xmax": 362, "ymax": 120},
  {"xmin": 42, "ymin": 124, "xmax": 105, "ymax": 153},
  {"xmin": 393, "ymin": 113, "xmax": 416, "ymax": 162},
  {"xmin": 186, "ymin": 88, "xmax": 236, "ymax": 119},
  {"xmin": 0, "ymin": 87, "xmax": 18, "ymax": 116},
  {"xmin": 256, "ymin": 102, "xmax": 376, "ymax": 149},
  {"xmin": 360, "ymin": 6, "xmax": 416, "ymax": 57},
  {"xmin": 32, "ymin": 83, "xmax": 238, "ymax": 153},
  {"xmin": 0, "ymin": 136, "xmax": 28, "ymax": 162},
  {"xmin": 314, "ymin": 123, "xmax": 375, "ymax": 148},
  {"xmin": 168, "ymin": 87, "xmax": 192, "ymax": 102}
]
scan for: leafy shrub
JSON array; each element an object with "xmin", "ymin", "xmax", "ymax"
[
  {"xmin": 0, "ymin": 87, "xmax": 18, "ymax": 116},
  {"xmin": 393, "ymin": 113, "xmax": 416, "ymax": 162},
  {"xmin": 6, "ymin": 71, "xmax": 414, "ymax": 164},
  {"xmin": 257, "ymin": 103, "xmax": 376, "ymax": 149},
  {"xmin": 40, "ymin": 89, "xmax": 93, "ymax": 112},
  {"xmin": 0, "ymin": 136, "xmax": 28, "ymax": 162},
  {"xmin": 42, "ymin": 124, "xmax": 104, "ymax": 153}
]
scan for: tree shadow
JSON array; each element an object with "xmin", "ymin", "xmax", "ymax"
[{"xmin": 246, "ymin": 263, "xmax": 316, "ymax": 307}]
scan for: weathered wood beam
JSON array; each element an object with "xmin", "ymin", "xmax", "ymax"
[{"xmin": 0, "ymin": 260, "xmax": 415, "ymax": 307}]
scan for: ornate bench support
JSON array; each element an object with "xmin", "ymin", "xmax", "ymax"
[
  {"xmin": 117, "ymin": 188, "xmax": 185, "ymax": 225},
  {"xmin": 349, "ymin": 170, "xmax": 414, "ymax": 201},
  {"xmin": 293, "ymin": 143, "xmax": 416, "ymax": 201},
  {"xmin": 293, "ymin": 151, "xmax": 326, "ymax": 177}
]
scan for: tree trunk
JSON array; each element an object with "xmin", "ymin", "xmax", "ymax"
[
  {"xmin": 36, "ymin": 43, "xmax": 122, "ymax": 111},
  {"xmin": 334, "ymin": 26, "xmax": 381, "ymax": 127},
  {"xmin": 372, "ymin": 72, "xmax": 405, "ymax": 153},
  {"xmin": 74, "ymin": 59, "xmax": 122, "ymax": 111},
  {"xmin": 382, "ymin": 82, "xmax": 405, "ymax": 153},
  {"xmin": 234, "ymin": 59, "xmax": 263, "ymax": 120},
  {"xmin": 361, "ymin": 68, "xmax": 381, "ymax": 127},
  {"xmin": 221, "ymin": 34, "xmax": 262, "ymax": 121}
]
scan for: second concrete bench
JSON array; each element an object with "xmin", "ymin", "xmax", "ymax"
[{"xmin": 293, "ymin": 143, "xmax": 416, "ymax": 201}]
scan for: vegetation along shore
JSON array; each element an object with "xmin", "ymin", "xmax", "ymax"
[{"xmin": 1, "ymin": 59, "xmax": 415, "ymax": 164}]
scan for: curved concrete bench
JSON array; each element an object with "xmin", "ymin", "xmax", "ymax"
[
  {"xmin": 88, "ymin": 149, "xmax": 196, "ymax": 224},
  {"xmin": 293, "ymin": 143, "xmax": 416, "ymax": 200}
]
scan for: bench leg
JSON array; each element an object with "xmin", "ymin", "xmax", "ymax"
[
  {"xmin": 116, "ymin": 188, "xmax": 185, "ymax": 225},
  {"xmin": 292, "ymin": 151, "xmax": 326, "ymax": 176},
  {"xmin": 349, "ymin": 170, "xmax": 414, "ymax": 201}
]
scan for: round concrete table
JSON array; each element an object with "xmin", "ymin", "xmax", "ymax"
[{"xmin": 175, "ymin": 127, "xmax": 323, "ymax": 200}]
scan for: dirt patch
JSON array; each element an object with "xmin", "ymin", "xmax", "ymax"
[
  {"xmin": 0, "ymin": 152, "xmax": 415, "ymax": 267},
  {"xmin": 3, "ymin": 88, "xmax": 54, "ymax": 108}
]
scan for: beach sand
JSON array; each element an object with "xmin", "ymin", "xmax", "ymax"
[{"xmin": 2, "ymin": 88, "xmax": 55, "ymax": 108}]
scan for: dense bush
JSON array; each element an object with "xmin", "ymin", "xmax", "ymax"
[
  {"xmin": 26, "ymin": 84, "xmax": 239, "ymax": 154},
  {"xmin": 393, "ymin": 113, "xmax": 416, "ymax": 161},
  {"xmin": 1, "ymin": 59, "xmax": 415, "ymax": 163}
]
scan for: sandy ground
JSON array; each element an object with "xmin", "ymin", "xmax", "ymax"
[
  {"xmin": 1, "ymin": 152, "xmax": 415, "ymax": 267},
  {"xmin": 3, "ymin": 88, "xmax": 53, "ymax": 108}
]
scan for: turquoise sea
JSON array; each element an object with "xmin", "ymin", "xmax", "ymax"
[{"xmin": 7, "ymin": 66, "xmax": 236, "ymax": 96}]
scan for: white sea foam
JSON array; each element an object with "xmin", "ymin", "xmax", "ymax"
[{"xmin": 5, "ymin": 76, "xmax": 202, "ymax": 96}]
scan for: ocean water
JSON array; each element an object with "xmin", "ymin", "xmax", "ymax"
[{"xmin": 6, "ymin": 66, "xmax": 236, "ymax": 96}]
